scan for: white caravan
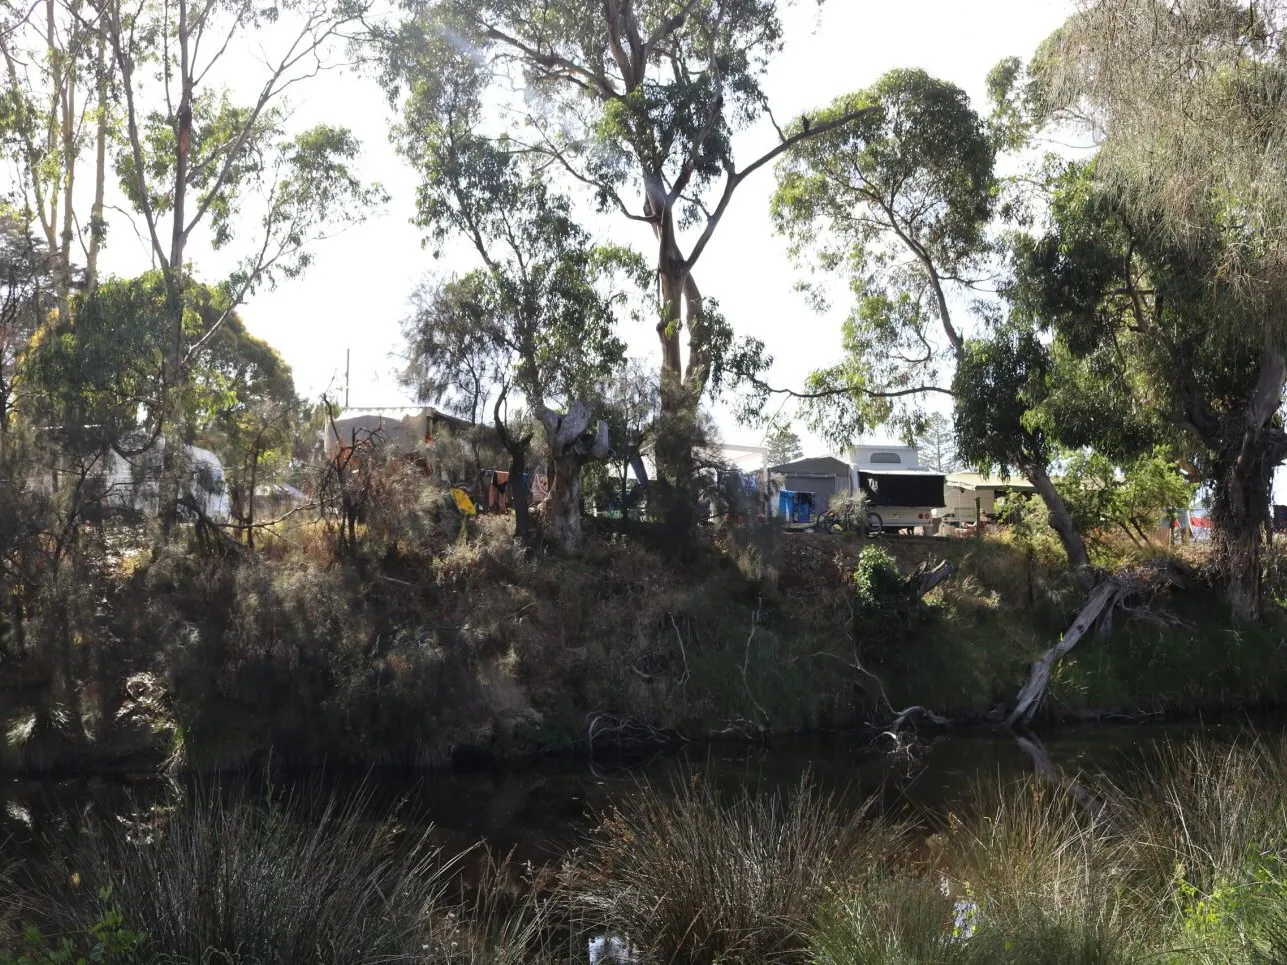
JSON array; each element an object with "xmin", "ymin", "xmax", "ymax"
[{"xmin": 848, "ymin": 443, "xmax": 946, "ymax": 535}]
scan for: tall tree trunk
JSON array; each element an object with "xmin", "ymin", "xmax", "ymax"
[
  {"xmin": 86, "ymin": 26, "xmax": 108, "ymax": 292},
  {"xmin": 1197, "ymin": 353, "xmax": 1287, "ymax": 622},
  {"xmin": 492, "ymin": 383, "xmax": 532, "ymax": 543},
  {"xmin": 537, "ymin": 401, "xmax": 610, "ymax": 552},
  {"xmin": 1025, "ymin": 462, "xmax": 1092, "ymax": 575},
  {"xmin": 651, "ymin": 195, "xmax": 706, "ymax": 490},
  {"xmin": 1209, "ymin": 436, "xmax": 1282, "ymax": 622},
  {"xmin": 156, "ymin": 0, "xmax": 195, "ymax": 532},
  {"xmin": 507, "ymin": 442, "xmax": 532, "ymax": 543}
]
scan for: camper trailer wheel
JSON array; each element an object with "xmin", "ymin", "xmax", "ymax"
[{"xmin": 866, "ymin": 512, "xmax": 883, "ymax": 537}]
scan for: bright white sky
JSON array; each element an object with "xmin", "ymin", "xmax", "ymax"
[{"xmin": 88, "ymin": 0, "xmax": 1287, "ymax": 503}]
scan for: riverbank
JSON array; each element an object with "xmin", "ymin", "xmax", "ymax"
[
  {"xmin": 2, "ymin": 508, "xmax": 1284, "ymax": 775},
  {"xmin": 5, "ymin": 731, "xmax": 1287, "ymax": 963}
]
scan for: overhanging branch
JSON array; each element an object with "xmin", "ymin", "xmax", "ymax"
[
  {"xmin": 684, "ymin": 105, "xmax": 879, "ymax": 270},
  {"xmin": 751, "ymin": 376, "xmax": 954, "ymax": 401}
]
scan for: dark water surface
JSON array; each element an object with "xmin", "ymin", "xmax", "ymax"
[{"xmin": 0, "ymin": 718, "xmax": 1278, "ymax": 868}]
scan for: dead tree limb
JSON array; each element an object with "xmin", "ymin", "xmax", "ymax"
[
  {"xmin": 905, "ymin": 559, "xmax": 955, "ymax": 600},
  {"xmin": 1006, "ymin": 560, "xmax": 1189, "ymax": 728}
]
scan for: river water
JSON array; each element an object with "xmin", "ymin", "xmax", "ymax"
[{"xmin": 1, "ymin": 717, "xmax": 1275, "ymax": 870}]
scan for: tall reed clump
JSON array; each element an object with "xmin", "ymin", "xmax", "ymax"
[
  {"xmin": 7, "ymin": 785, "xmax": 559, "ymax": 965},
  {"xmin": 808, "ymin": 776, "xmax": 1153, "ymax": 965},
  {"xmin": 572, "ymin": 774, "xmax": 903, "ymax": 965},
  {"xmin": 945, "ymin": 777, "xmax": 1153, "ymax": 963},
  {"xmin": 1113, "ymin": 736, "xmax": 1287, "ymax": 964}
]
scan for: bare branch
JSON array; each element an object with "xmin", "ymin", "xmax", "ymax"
[
  {"xmin": 750, "ymin": 375, "xmax": 954, "ymax": 401},
  {"xmin": 684, "ymin": 106, "xmax": 880, "ymax": 270}
]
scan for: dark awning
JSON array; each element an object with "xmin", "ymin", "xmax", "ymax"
[{"xmin": 858, "ymin": 470, "xmax": 946, "ymax": 508}]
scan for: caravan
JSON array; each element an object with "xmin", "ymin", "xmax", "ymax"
[
  {"xmin": 98, "ymin": 438, "xmax": 231, "ymax": 521},
  {"xmin": 848, "ymin": 444, "xmax": 946, "ymax": 535}
]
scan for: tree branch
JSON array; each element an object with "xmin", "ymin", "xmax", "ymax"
[
  {"xmin": 750, "ymin": 375, "xmax": 954, "ymax": 401},
  {"xmin": 684, "ymin": 106, "xmax": 879, "ymax": 270}
]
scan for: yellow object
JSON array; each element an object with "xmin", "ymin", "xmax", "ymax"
[{"xmin": 451, "ymin": 487, "xmax": 477, "ymax": 516}]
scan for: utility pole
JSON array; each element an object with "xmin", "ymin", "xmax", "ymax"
[{"xmin": 344, "ymin": 349, "xmax": 350, "ymax": 408}]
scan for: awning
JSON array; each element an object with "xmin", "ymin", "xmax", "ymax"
[{"xmin": 946, "ymin": 471, "xmax": 1037, "ymax": 493}]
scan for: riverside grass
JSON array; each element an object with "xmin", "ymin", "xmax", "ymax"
[{"xmin": 7, "ymin": 735, "xmax": 1287, "ymax": 964}]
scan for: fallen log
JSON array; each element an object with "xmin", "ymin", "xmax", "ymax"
[
  {"xmin": 905, "ymin": 559, "xmax": 955, "ymax": 600},
  {"xmin": 1006, "ymin": 580, "xmax": 1122, "ymax": 728},
  {"xmin": 1006, "ymin": 560, "xmax": 1189, "ymax": 728}
]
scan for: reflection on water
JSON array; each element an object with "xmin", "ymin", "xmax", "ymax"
[{"xmin": 0, "ymin": 717, "xmax": 1278, "ymax": 868}]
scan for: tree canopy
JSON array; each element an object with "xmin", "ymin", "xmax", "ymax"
[{"xmin": 379, "ymin": 0, "xmax": 868, "ymax": 481}]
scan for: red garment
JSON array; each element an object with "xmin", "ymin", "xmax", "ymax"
[{"xmin": 492, "ymin": 471, "xmax": 510, "ymax": 511}]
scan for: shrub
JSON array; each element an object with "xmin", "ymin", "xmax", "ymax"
[
  {"xmin": 0, "ymin": 889, "xmax": 146, "ymax": 965},
  {"xmin": 827, "ymin": 492, "xmax": 870, "ymax": 532},
  {"xmin": 572, "ymin": 774, "xmax": 901, "ymax": 965},
  {"xmin": 852, "ymin": 545, "xmax": 918, "ymax": 660}
]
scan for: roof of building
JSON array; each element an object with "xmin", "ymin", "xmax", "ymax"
[{"xmin": 946, "ymin": 471, "xmax": 1038, "ymax": 493}]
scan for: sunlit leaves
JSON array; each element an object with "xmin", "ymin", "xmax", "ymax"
[
  {"xmin": 773, "ymin": 69, "xmax": 997, "ymax": 279},
  {"xmin": 21, "ymin": 272, "xmax": 295, "ymax": 458}
]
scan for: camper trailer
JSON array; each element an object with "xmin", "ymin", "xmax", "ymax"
[
  {"xmin": 99, "ymin": 440, "xmax": 231, "ymax": 521},
  {"xmin": 848, "ymin": 444, "xmax": 946, "ymax": 535}
]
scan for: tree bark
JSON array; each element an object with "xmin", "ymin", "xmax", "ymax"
[
  {"xmin": 1209, "ymin": 435, "xmax": 1284, "ymax": 621},
  {"xmin": 492, "ymin": 384, "xmax": 532, "ymax": 543},
  {"xmin": 86, "ymin": 26, "xmax": 108, "ymax": 292},
  {"xmin": 537, "ymin": 401, "xmax": 610, "ymax": 552},
  {"xmin": 1007, "ymin": 579, "xmax": 1121, "ymax": 727},
  {"xmin": 1025, "ymin": 462, "xmax": 1093, "ymax": 576},
  {"xmin": 507, "ymin": 443, "xmax": 532, "ymax": 543},
  {"xmin": 1187, "ymin": 353, "xmax": 1287, "ymax": 621}
]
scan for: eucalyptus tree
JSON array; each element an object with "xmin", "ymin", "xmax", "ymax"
[
  {"xmin": 0, "ymin": 0, "xmax": 112, "ymax": 314},
  {"xmin": 379, "ymin": 0, "xmax": 871, "ymax": 484},
  {"xmin": 95, "ymin": 0, "xmax": 384, "ymax": 523},
  {"xmin": 1017, "ymin": 0, "xmax": 1287, "ymax": 617},
  {"xmin": 23, "ymin": 272, "xmax": 297, "ymax": 467},
  {"xmin": 769, "ymin": 68, "xmax": 1092, "ymax": 569},
  {"xmin": 399, "ymin": 123, "xmax": 646, "ymax": 550},
  {"xmin": 0, "ymin": 218, "xmax": 52, "ymax": 455}
]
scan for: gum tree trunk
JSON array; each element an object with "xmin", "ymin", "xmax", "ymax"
[
  {"xmin": 1209, "ymin": 431, "xmax": 1285, "ymax": 622},
  {"xmin": 1198, "ymin": 353, "xmax": 1287, "ymax": 622},
  {"xmin": 1025, "ymin": 462, "xmax": 1092, "ymax": 575},
  {"xmin": 537, "ymin": 401, "xmax": 610, "ymax": 552}
]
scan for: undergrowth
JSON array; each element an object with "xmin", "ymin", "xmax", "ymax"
[{"xmin": 0, "ymin": 472, "xmax": 1278, "ymax": 773}]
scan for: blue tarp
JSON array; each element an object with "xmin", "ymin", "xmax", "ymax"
[{"xmin": 778, "ymin": 489, "xmax": 815, "ymax": 523}]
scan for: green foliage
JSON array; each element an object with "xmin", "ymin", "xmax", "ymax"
[
  {"xmin": 21, "ymin": 271, "xmax": 295, "ymax": 462},
  {"xmin": 107, "ymin": 0, "xmax": 381, "ymax": 298},
  {"xmin": 772, "ymin": 68, "xmax": 997, "ymax": 445},
  {"xmin": 765, "ymin": 419, "xmax": 803, "ymax": 466},
  {"xmin": 852, "ymin": 545, "xmax": 917, "ymax": 659},
  {"xmin": 379, "ymin": 0, "xmax": 788, "ymax": 410},
  {"xmin": 0, "ymin": 888, "xmax": 146, "ymax": 965},
  {"xmin": 395, "ymin": 110, "xmax": 646, "ymax": 449},
  {"xmin": 1056, "ymin": 447, "xmax": 1195, "ymax": 541},
  {"xmin": 953, "ymin": 320, "xmax": 1051, "ymax": 476}
]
